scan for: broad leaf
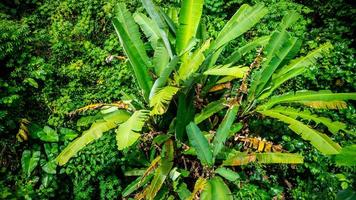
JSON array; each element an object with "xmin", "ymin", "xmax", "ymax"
[
  {"xmin": 272, "ymin": 106, "xmax": 347, "ymax": 134},
  {"xmin": 116, "ymin": 110, "xmax": 149, "ymax": 150},
  {"xmin": 210, "ymin": 4, "xmax": 267, "ymax": 51},
  {"xmin": 215, "ymin": 167, "xmax": 240, "ymax": 182},
  {"xmin": 122, "ymin": 174, "xmax": 154, "ymax": 197},
  {"xmin": 259, "ymin": 43, "xmax": 332, "ymax": 99},
  {"xmin": 145, "ymin": 140, "xmax": 174, "ymax": 199},
  {"xmin": 134, "ymin": 13, "xmax": 161, "ymax": 48},
  {"xmin": 113, "ymin": 4, "xmax": 153, "ymax": 100},
  {"xmin": 186, "ymin": 122, "xmax": 213, "ymax": 166},
  {"xmin": 224, "ymin": 36, "xmax": 269, "ymax": 65},
  {"xmin": 176, "ymin": 0, "xmax": 204, "ymax": 53},
  {"xmin": 259, "ymin": 110, "xmax": 342, "ymax": 154},
  {"xmin": 334, "ymin": 145, "xmax": 356, "ymax": 166},
  {"xmin": 176, "ymin": 39, "xmax": 211, "ymax": 82},
  {"xmin": 150, "ymin": 86, "xmax": 179, "ymax": 115},
  {"xmin": 152, "ymin": 40, "xmax": 170, "ymax": 75},
  {"xmin": 194, "ymin": 99, "xmax": 226, "ymax": 124},
  {"xmin": 39, "ymin": 126, "xmax": 59, "ymax": 142},
  {"xmin": 253, "ymin": 31, "xmax": 302, "ymax": 98},
  {"xmin": 141, "ymin": 0, "xmax": 173, "ymax": 58},
  {"xmin": 56, "ymin": 110, "xmax": 130, "ymax": 165},
  {"xmin": 223, "ymin": 151, "xmax": 303, "ymax": 166},
  {"xmin": 21, "ymin": 150, "xmax": 41, "ymax": 177},
  {"xmin": 204, "ymin": 65, "xmax": 249, "ymax": 78},
  {"xmin": 258, "ymin": 90, "xmax": 356, "ymax": 110},
  {"xmin": 149, "ymin": 56, "xmax": 179, "ymax": 100},
  {"xmin": 212, "ymin": 105, "xmax": 239, "ymax": 157},
  {"xmin": 201, "ymin": 176, "xmax": 233, "ymax": 200}
]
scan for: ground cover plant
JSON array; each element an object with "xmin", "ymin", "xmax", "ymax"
[{"xmin": 0, "ymin": 0, "xmax": 355, "ymax": 199}]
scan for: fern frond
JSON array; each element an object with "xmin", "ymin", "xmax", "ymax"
[
  {"xmin": 258, "ymin": 90, "xmax": 356, "ymax": 110},
  {"xmin": 259, "ymin": 109, "xmax": 342, "ymax": 155},
  {"xmin": 150, "ymin": 86, "xmax": 179, "ymax": 115},
  {"xmin": 272, "ymin": 106, "xmax": 347, "ymax": 134},
  {"xmin": 116, "ymin": 110, "xmax": 150, "ymax": 150}
]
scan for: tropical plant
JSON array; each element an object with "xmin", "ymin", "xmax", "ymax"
[{"xmin": 54, "ymin": 0, "xmax": 356, "ymax": 199}]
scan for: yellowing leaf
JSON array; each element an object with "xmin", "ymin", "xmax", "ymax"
[{"xmin": 116, "ymin": 110, "xmax": 149, "ymax": 150}]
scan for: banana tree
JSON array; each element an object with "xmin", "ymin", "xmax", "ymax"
[{"xmin": 55, "ymin": 0, "xmax": 356, "ymax": 199}]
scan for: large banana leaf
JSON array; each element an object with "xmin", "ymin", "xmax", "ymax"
[
  {"xmin": 143, "ymin": 140, "xmax": 174, "ymax": 199},
  {"xmin": 215, "ymin": 167, "xmax": 240, "ymax": 182},
  {"xmin": 134, "ymin": 13, "xmax": 161, "ymax": 49},
  {"xmin": 56, "ymin": 110, "xmax": 131, "ymax": 165},
  {"xmin": 149, "ymin": 56, "xmax": 179, "ymax": 100},
  {"xmin": 259, "ymin": 109, "xmax": 342, "ymax": 154},
  {"xmin": 116, "ymin": 110, "xmax": 149, "ymax": 150},
  {"xmin": 176, "ymin": 0, "xmax": 204, "ymax": 53},
  {"xmin": 259, "ymin": 43, "xmax": 333, "ymax": 99},
  {"xmin": 176, "ymin": 40, "xmax": 211, "ymax": 82},
  {"xmin": 141, "ymin": 0, "xmax": 173, "ymax": 58},
  {"xmin": 224, "ymin": 36, "xmax": 270, "ymax": 65},
  {"xmin": 152, "ymin": 40, "xmax": 170, "ymax": 75},
  {"xmin": 258, "ymin": 90, "xmax": 356, "ymax": 110},
  {"xmin": 279, "ymin": 11, "xmax": 301, "ymax": 30},
  {"xmin": 333, "ymin": 145, "xmax": 356, "ymax": 166},
  {"xmin": 272, "ymin": 106, "xmax": 347, "ymax": 134},
  {"xmin": 204, "ymin": 65, "xmax": 249, "ymax": 78},
  {"xmin": 223, "ymin": 151, "xmax": 303, "ymax": 166},
  {"xmin": 200, "ymin": 177, "xmax": 233, "ymax": 200},
  {"xmin": 114, "ymin": 3, "xmax": 150, "ymax": 63},
  {"xmin": 150, "ymin": 86, "xmax": 179, "ymax": 115},
  {"xmin": 212, "ymin": 105, "xmax": 239, "ymax": 158},
  {"xmin": 274, "ymin": 42, "xmax": 332, "ymax": 79},
  {"xmin": 113, "ymin": 4, "xmax": 153, "ymax": 100},
  {"xmin": 175, "ymin": 92, "xmax": 195, "ymax": 141},
  {"xmin": 210, "ymin": 4, "xmax": 267, "ymax": 51},
  {"xmin": 253, "ymin": 31, "xmax": 302, "ymax": 98},
  {"xmin": 186, "ymin": 122, "xmax": 213, "ymax": 166}
]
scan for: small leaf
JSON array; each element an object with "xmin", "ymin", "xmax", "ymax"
[
  {"xmin": 24, "ymin": 78, "xmax": 38, "ymax": 88},
  {"xmin": 42, "ymin": 160, "xmax": 57, "ymax": 174},
  {"xmin": 59, "ymin": 128, "xmax": 78, "ymax": 141},
  {"xmin": 38, "ymin": 126, "xmax": 59, "ymax": 142}
]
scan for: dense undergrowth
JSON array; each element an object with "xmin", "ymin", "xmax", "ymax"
[{"xmin": 0, "ymin": 0, "xmax": 355, "ymax": 199}]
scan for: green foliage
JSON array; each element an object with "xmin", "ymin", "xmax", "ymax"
[{"xmin": 1, "ymin": 0, "xmax": 355, "ymax": 199}]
